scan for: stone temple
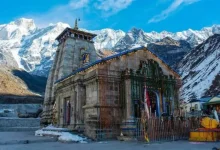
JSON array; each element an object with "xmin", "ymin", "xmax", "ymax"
[{"xmin": 41, "ymin": 20, "xmax": 181, "ymax": 140}]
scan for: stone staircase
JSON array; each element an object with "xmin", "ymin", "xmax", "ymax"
[{"xmin": 0, "ymin": 118, "xmax": 40, "ymax": 132}]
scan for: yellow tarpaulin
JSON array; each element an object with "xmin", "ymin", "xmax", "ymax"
[{"xmin": 201, "ymin": 117, "xmax": 219, "ymax": 129}]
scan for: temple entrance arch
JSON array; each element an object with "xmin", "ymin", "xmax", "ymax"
[{"xmin": 121, "ymin": 59, "xmax": 177, "ymax": 119}]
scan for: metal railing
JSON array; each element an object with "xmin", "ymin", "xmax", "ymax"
[{"xmin": 135, "ymin": 117, "xmax": 201, "ymax": 142}]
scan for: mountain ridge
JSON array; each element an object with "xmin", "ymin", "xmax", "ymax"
[
  {"xmin": 1, "ymin": 18, "xmax": 220, "ymax": 77},
  {"xmin": 0, "ymin": 18, "xmax": 220, "ymax": 101}
]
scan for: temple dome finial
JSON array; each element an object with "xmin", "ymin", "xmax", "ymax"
[{"xmin": 74, "ymin": 18, "xmax": 80, "ymax": 30}]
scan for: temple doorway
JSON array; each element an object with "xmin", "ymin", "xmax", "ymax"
[
  {"xmin": 133, "ymin": 88, "xmax": 159, "ymax": 118},
  {"xmin": 148, "ymin": 91, "xmax": 158, "ymax": 117},
  {"xmin": 64, "ymin": 98, "xmax": 71, "ymax": 125}
]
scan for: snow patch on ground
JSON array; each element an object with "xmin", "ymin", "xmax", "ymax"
[
  {"xmin": 58, "ymin": 132, "xmax": 87, "ymax": 143},
  {"xmin": 35, "ymin": 125, "xmax": 87, "ymax": 143},
  {"xmin": 0, "ymin": 109, "xmax": 14, "ymax": 113},
  {"xmin": 43, "ymin": 124, "xmax": 69, "ymax": 131}
]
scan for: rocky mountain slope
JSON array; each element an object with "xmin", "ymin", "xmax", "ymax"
[
  {"xmin": 0, "ymin": 65, "xmax": 44, "ymax": 117},
  {"xmin": 1, "ymin": 18, "xmax": 220, "ymax": 77},
  {"xmin": 178, "ymin": 34, "xmax": 220, "ymax": 101},
  {"xmin": 0, "ymin": 65, "xmax": 47, "ymax": 96},
  {"xmin": 0, "ymin": 66, "xmax": 33, "ymax": 96},
  {"xmin": 147, "ymin": 37, "xmax": 191, "ymax": 69}
]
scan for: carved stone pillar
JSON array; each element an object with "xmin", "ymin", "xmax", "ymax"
[
  {"xmin": 120, "ymin": 76, "xmax": 136, "ymax": 137},
  {"xmin": 125, "ymin": 78, "xmax": 133, "ymax": 119},
  {"xmin": 75, "ymin": 83, "xmax": 85, "ymax": 131}
]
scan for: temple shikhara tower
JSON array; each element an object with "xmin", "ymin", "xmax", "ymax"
[{"xmin": 41, "ymin": 19, "xmax": 181, "ymax": 140}]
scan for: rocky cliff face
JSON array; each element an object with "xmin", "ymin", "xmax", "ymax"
[
  {"xmin": 177, "ymin": 34, "xmax": 220, "ymax": 101},
  {"xmin": 147, "ymin": 37, "xmax": 191, "ymax": 69}
]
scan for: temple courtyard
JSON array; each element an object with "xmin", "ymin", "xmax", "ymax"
[{"xmin": 0, "ymin": 132, "xmax": 219, "ymax": 150}]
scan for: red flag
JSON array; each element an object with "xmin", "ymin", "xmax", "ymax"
[{"xmin": 146, "ymin": 88, "xmax": 151, "ymax": 107}]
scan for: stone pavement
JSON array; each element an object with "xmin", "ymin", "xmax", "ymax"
[
  {"xmin": 0, "ymin": 141, "xmax": 220, "ymax": 150},
  {"xmin": 0, "ymin": 132, "xmax": 219, "ymax": 150},
  {"xmin": 0, "ymin": 132, "xmax": 57, "ymax": 145}
]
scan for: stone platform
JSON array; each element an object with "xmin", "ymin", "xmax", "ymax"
[{"xmin": 0, "ymin": 118, "xmax": 40, "ymax": 132}]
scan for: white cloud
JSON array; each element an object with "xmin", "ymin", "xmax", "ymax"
[
  {"xmin": 29, "ymin": 0, "xmax": 89, "ymax": 27},
  {"xmin": 27, "ymin": 0, "xmax": 133, "ymax": 27},
  {"xmin": 69, "ymin": 0, "xmax": 89, "ymax": 9},
  {"xmin": 148, "ymin": 0, "xmax": 200, "ymax": 23},
  {"xmin": 95, "ymin": 0, "xmax": 134, "ymax": 16}
]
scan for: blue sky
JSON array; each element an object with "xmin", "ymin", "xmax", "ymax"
[{"xmin": 0, "ymin": 0, "xmax": 219, "ymax": 32}]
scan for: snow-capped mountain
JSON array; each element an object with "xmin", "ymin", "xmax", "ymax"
[
  {"xmin": 0, "ymin": 18, "xmax": 36, "ymax": 68},
  {"xmin": 93, "ymin": 28, "xmax": 125, "ymax": 50},
  {"xmin": 178, "ymin": 34, "xmax": 220, "ymax": 101},
  {"xmin": 19, "ymin": 22, "xmax": 69, "ymax": 76},
  {"xmin": 114, "ymin": 25, "xmax": 220, "ymax": 50},
  {"xmin": 0, "ymin": 18, "xmax": 220, "ymax": 77},
  {"xmin": 114, "ymin": 28, "xmax": 153, "ymax": 51}
]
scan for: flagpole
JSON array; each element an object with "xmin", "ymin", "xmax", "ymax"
[{"xmin": 144, "ymin": 85, "xmax": 150, "ymax": 119}]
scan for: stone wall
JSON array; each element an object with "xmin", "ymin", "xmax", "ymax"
[
  {"xmin": 0, "ymin": 118, "xmax": 40, "ymax": 127},
  {"xmin": 52, "ymin": 73, "xmax": 86, "ymax": 131},
  {"xmin": 83, "ymin": 78, "xmax": 99, "ymax": 139},
  {"xmin": 0, "ymin": 118, "xmax": 40, "ymax": 131},
  {"xmin": 0, "ymin": 104, "xmax": 42, "ymax": 118}
]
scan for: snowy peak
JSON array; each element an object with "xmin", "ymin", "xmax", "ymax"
[
  {"xmin": 211, "ymin": 25, "xmax": 220, "ymax": 34},
  {"xmin": 0, "ymin": 18, "xmax": 36, "ymax": 40},
  {"xmin": 202, "ymin": 25, "xmax": 220, "ymax": 35},
  {"xmin": 13, "ymin": 18, "xmax": 36, "ymax": 29},
  {"xmin": 179, "ymin": 34, "xmax": 220, "ymax": 101},
  {"xmin": 114, "ymin": 28, "xmax": 153, "ymax": 51},
  {"xmin": 145, "ymin": 25, "xmax": 220, "ymax": 47},
  {"xmin": 94, "ymin": 28, "xmax": 125, "ymax": 50},
  {"xmin": 129, "ymin": 28, "xmax": 145, "ymax": 35},
  {"xmin": 18, "ymin": 22, "xmax": 69, "ymax": 75},
  {"xmin": 112, "ymin": 24, "xmax": 220, "ymax": 51}
]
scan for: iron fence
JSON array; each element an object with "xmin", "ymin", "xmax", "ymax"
[{"xmin": 135, "ymin": 117, "xmax": 201, "ymax": 142}]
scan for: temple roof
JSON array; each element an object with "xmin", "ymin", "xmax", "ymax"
[
  {"xmin": 55, "ymin": 46, "xmax": 181, "ymax": 84},
  {"xmin": 55, "ymin": 27, "xmax": 97, "ymax": 41}
]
